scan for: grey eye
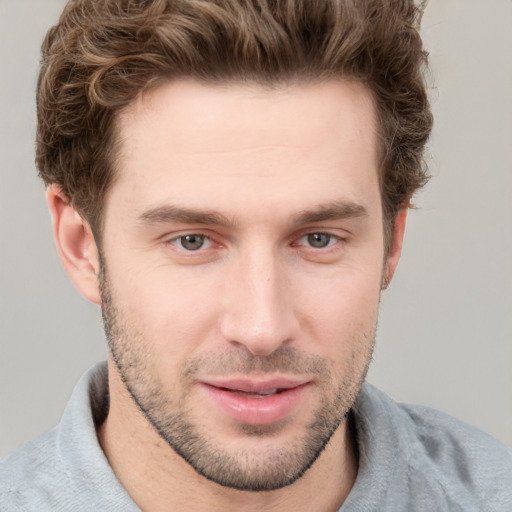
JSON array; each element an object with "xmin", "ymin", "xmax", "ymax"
[
  {"xmin": 307, "ymin": 233, "xmax": 332, "ymax": 248},
  {"xmin": 179, "ymin": 234, "xmax": 206, "ymax": 251}
]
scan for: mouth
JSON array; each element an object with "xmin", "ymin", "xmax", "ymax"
[
  {"xmin": 199, "ymin": 378, "xmax": 311, "ymax": 425},
  {"xmin": 222, "ymin": 387, "xmax": 287, "ymax": 398}
]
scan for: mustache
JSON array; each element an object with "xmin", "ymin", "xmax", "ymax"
[{"xmin": 181, "ymin": 346, "xmax": 330, "ymax": 379}]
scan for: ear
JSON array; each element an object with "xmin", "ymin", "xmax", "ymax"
[
  {"xmin": 382, "ymin": 208, "xmax": 407, "ymax": 289},
  {"xmin": 46, "ymin": 185, "xmax": 102, "ymax": 304}
]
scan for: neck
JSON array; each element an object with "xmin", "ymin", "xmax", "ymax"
[{"xmin": 98, "ymin": 360, "xmax": 358, "ymax": 512}]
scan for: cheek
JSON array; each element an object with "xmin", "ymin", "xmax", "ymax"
[
  {"xmin": 111, "ymin": 263, "xmax": 224, "ymax": 360},
  {"xmin": 295, "ymin": 265, "xmax": 382, "ymax": 350}
]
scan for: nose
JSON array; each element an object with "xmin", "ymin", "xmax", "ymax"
[{"xmin": 220, "ymin": 247, "xmax": 298, "ymax": 356}]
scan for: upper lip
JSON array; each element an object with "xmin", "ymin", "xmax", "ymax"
[{"xmin": 200, "ymin": 377, "xmax": 310, "ymax": 393}]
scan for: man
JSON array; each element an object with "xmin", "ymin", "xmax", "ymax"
[{"xmin": 1, "ymin": 0, "xmax": 511, "ymax": 510}]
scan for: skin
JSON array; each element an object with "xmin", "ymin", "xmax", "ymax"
[{"xmin": 47, "ymin": 79, "xmax": 406, "ymax": 512}]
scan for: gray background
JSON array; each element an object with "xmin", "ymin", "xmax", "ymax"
[{"xmin": 1, "ymin": 0, "xmax": 511, "ymax": 457}]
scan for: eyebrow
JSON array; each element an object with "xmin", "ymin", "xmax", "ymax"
[
  {"xmin": 138, "ymin": 205, "xmax": 235, "ymax": 228},
  {"xmin": 137, "ymin": 200, "xmax": 368, "ymax": 228},
  {"xmin": 291, "ymin": 200, "xmax": 368, "ymax": 225}
]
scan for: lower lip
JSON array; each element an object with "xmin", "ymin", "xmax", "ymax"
[{"xmin": 200, "ymin": 383, "xmax": 310, "ymax": 425}]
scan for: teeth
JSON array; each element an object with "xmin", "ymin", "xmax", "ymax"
[
  {"xmin": 232, "ymin": 389, "xmax": 279, "ymax": 397},
  {"xmin": 255, "ymin": 389, "xmax": 278, "ymax": 396}
]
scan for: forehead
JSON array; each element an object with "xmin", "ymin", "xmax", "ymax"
[
  {"xmin": 118, "ymin": 79, "xmax": 377, "ymax": 156},
  {"xmin": 108, "ymin": 79, "xmax": 380, "ymax": 223}
]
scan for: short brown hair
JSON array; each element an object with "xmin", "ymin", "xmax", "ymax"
[{"xmin": 36, "ymin": 0, "xmax": 432, "ymax": 246}]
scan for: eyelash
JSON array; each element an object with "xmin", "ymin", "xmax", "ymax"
[
  {"xmin": 168, "ymin": 234, "xmax": 213, "ymax": 252},
  {"xmin": 294, "ymin": 232, "xmax": 341, "ymax": 250},
  {"xmin": 167, "ymin": 231, "xmax": 344, "ymax": 253}
]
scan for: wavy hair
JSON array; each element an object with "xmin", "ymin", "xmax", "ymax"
[{"xmin": 36, "ymin": 0, "xmax": 432, "ymax": 248}]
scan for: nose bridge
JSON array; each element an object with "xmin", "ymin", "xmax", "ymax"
[{"xmin": 220, "ymin": 243, "xmax": 295, "ymax": 355}]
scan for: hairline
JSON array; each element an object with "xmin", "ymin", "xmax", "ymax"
[{"xmin": 89, "ymin": 75, "xmax": 395, "ymax": 254}]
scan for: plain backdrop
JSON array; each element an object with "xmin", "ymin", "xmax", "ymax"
[{"xmin": 1, "ymin": 0, "xmax": 511, "ymax": 457}]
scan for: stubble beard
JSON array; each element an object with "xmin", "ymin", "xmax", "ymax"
[{"xmin": 99, "ymin": 266, "xmax": 376, "ymax": 492}]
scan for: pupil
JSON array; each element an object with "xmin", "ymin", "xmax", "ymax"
[
  {"xmin": 308, "ymin": 233, "xmax": 330, "ymax": 248},
  {"xmin": 182, "ymin": 235, "xmax": 204, "ymax": 250}
]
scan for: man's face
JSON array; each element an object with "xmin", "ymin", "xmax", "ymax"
[{"xmin": 99, "ymin": 80, "xmax": 388, "ymax": 491}]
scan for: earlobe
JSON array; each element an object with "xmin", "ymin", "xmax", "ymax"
[
  {"xmin": 382, "ymin": 209, "xmax": 408, "ymax": 289},
  {"xmin": 46, "ymin": 185, "xmax": 102, "ymax": 305}
]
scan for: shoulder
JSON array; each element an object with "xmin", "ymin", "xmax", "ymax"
[
  {"xmin": 350, "ymin": 383, "xmax": 512, "ymax": 511},
  {"xmin": 402, "ymin": 402, "xmax": 512, "ymax": 511},
  {"xmin": 0, "ymin": 428, "xmax": 69, "ymax": 510},
  {"xmin": 399, "ymin": 398, "xmax": 512, "ymax": 466},
  {"xmin": 0, "ymin": 363, "xmax": 138, "ymax": 511}
]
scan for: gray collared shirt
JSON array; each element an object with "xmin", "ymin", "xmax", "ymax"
[{"xmin": 1, "ymin": 362, "xmax": 511, "ymax": 511}]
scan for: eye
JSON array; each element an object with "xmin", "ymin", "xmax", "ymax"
[
  {"xmin": 172, "ymin": 234, "xmax": 211, "ymax": 251},
  {"xmin": 306, "ymin": 233, "xmax": 332, "ymax": 248},
  {"xmin": 300, "ymin": 232, "xmax": 337, "ymax": 249}
]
